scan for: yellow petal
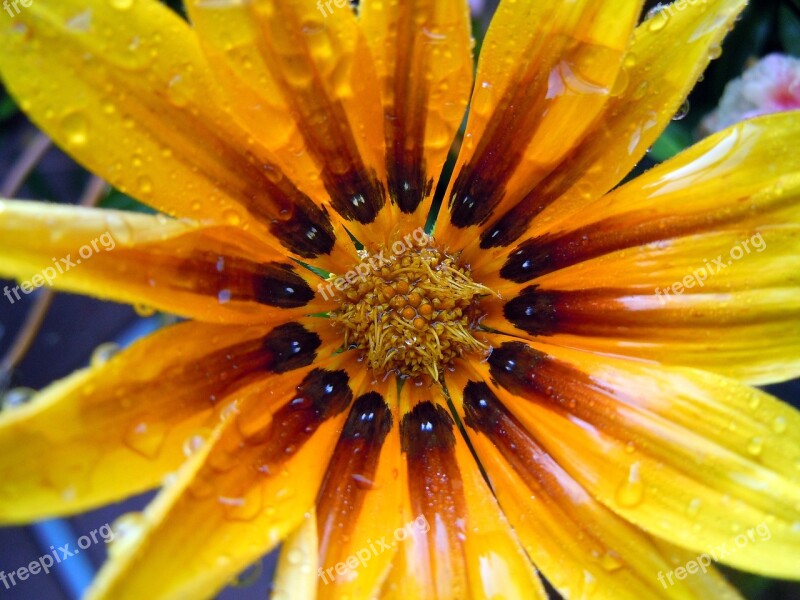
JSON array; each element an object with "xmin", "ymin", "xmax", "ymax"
[
  {"xmin": 360, "ymin": 0, "xmax": 472, "ymax": 226},
  {"xmin": 0, "ymin": 201, "xmax": 330, "ymax": 323},
  {"xmin": 462, "ymin": 0, "xmax": 747, "ymax": 263},
  {"xmin": 486, "ymin": 226, "xmax": 800, "ymax": 385},
  {"xmin": 437, "ymin": 0, "xmax": 641, "ymax": 250},
  {"xmin": 315, "ymin": 377, "xmax": 401, "ymax": 598},
  {"xmin": 379, "ymin": 384, "xmax": 547, "ymax": 600},
  {"xmin": 0, "ymin": 318, "xmax": 337, "ymax": 522},
  {"xmin": 86, "ymin": 353, "xmax": 366, "ymax": 600},
  {"xmin": 480, "ymin": 113, "xmax": 800, "ymax": 383},
  {"xmin": 185, "ymin": 0, "xmax": 394, "ymax": 246},
  {"xmin": 480, "ymin": 335, "xmax": 800, "ymax": 580},
  {"xmin": 447, "ymin": 362, "xmax": 744, "ymax": 600},
  {"xmin": 0, "ymin": 0, "xmax": 354, "ymax": 267}
]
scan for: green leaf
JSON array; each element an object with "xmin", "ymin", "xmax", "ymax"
[{"xmin": 648, "ymin": 122, "xmax": 694, "ymax": 162}]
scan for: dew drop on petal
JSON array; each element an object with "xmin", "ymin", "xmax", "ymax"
[
  {"xmin": 746, "ymin": 436, "xmax": 764, "ymax": 457},
  {"xmin": 109, "ymin": 0, "xmax": 134, "ymax": 10},
  {"xmin": 615, "ymin": 462, "xmax": 644, "ymax": 507},
  {"xmin": 772, "ymin": 416, "xmax": 787, "ymax": 434},
  {"xmin": 90, "ymin": 342, "xmax": 121, "ymax": 367},
  {"xmin": 61, "ymin": 111, "xmax": 89, "ymax": 147},
  {"xmin": 673, "ymin": 99, "xmax": 690, "ymax": 121},
  {"xmin": 0, "ymin": 387, "xmax": 36, "ymax": 410},
  {"xmin": 108, "ymin": 511, "xmax": 146, "ymax": 558},
  {"xmin": 123, "ymin": 420, "xmax": 168, "ymax": 458}
]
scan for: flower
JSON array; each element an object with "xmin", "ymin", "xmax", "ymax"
[
  {"xmin": 0, "ymin": 1, "xmax": 799, "ymax": 599},
  {"xmin": 701, "ymin": 53, "xmax": 800, "ymax": 134}
]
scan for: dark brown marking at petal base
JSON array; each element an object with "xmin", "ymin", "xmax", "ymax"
[
  {"xmin": 258, "ymin": 368, "xmax": 353, "ymax": 465},
  {"xmin": 400, "ymin": 401, "xmax": 456, "ymax": 458},
  {"xmin": 264, "ymin": 196, "xmax": 336, "ymax": 259},
  {"xmin": 498, "ymin": 204, "xmax": 775, "ymax": 283},
  {"xmin": 400, "ymin": 400, "xmax": 466, "ymax": 583},
  {"xmin": 316, "ymin": 392, "xmax": 393, "ymax": 559},
  {"xmin": 262, "ymin": 322, "xmax": 322, "ymax": 373},
  {"xmin": 503, "ymin": 286, "xmax": 560, "ymax": 337},
  {"xmin": 169, "ymin": 252, "xmax": 315, "ymax": 308}
]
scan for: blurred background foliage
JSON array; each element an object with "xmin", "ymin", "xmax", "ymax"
[{"xmin": 0, "ymin": 0, "xmax": 798, "ymax": 598}]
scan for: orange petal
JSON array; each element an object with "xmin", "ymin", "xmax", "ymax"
[
  {"xmin": 379, "ymin": 383, "xmax": 547, "ymax": 600},
  {"xmin": 478, "ymin": 335, "xmax": 800, "ymax": 580},
  {"xmin": 0, "ymin": 201, "xmax": 332, "ymax": 323},
  {"xmin": 447, "ymin": 362, "xmax": 744, "ymax": 600},
  {"xmin": 437, "ymin": 0, "xmax": 641, "ymax": 251},
  {"xmin": 0, "ymin": 0, "xmax": 355, "ymax": 268},
  {"xmin": 464, "ymin": 0, "xmax": 748, "ymax": 267},
  {"xmin": 85, "ymin": 352, "xmax": 366, "ymax": 600},
  {"xmin": 185, "ymin": 0, "xmax": 395, "ymax": 247},
  {"xmin": 360, "ymin": 0, "xmax": 473, "ymax": 227},
  {"xmin": 314, "ymin": 377, "xmax": 402, "ymax": 598},
  {"xmin": 0, "ymin": 318, "xmax": 337, "ymax": 522}
]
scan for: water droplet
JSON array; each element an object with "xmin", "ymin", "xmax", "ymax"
[
  {"xmin": 123, "ymin": 420, "xmax": 168, "ymax": 458},
  {"xmin": 90, "ymin": 342, "xmax": 121, "ymax": 367},
  {"xmin": 615, "ymin": 462, "xmax": 644, "ymax": 507},
  {"xmin": 166, "ymin": 74, "xmax": 190, "ymax": 107},
  {"xmin": 231, "ymin": 560, "xmax": 263, "ymax": 588},
  {"xmin": 287, "ymin": 549, "xmax": 304, "ymax": 565},
  {"xmin": 137, "ymin": 176, "xmax": 153, "ymax": 196},
  {"xmin": 645, "ymin": 5, "xmax": 668, "ymax": 31},
  {"xmin": 772, "ymin": 416, "xmax": 787, "ymax": 434},
  {"xmin": 108, "ymin": 512, "xmax": 145, "ymax": 558},
  {"xmin": 223, "ymin": 209, "xmax": 242, "ymax": 226},
  {"xmin": 183, "ymin": 432, "xmax": 207, "ymax": 457},
  {"xmin": 708, "ymin": 45, "xmax": 722, "ymax": 60},
  {"xmin": 673, "ymin": 99, "xmax": 690, "ymax": 121},
  {"xmin": 218, "ymin": 289, "xmax": 232, "ymax": 304},
  {"xmin": 600, "ymin": 551, "xmax": 623, "ymax": 572},
  {"xmin": 1, "ymin": 387, "xmax": 36, "ymax": 410},
  {"xmin": 61, "ymin": 111, "xmax": 89, "ymax": 147},
  {"xmin": 686, "ymin": 497, "xmax": 702, "ymax": 517},
  {"xmin": 134, "ymin": 304, "xmax": 157, "ymax": 317},
  {"xmin": 746, "ymin": 436, "xmax": 764, "ymax": 457},
  {"xmin": 109, "ymin": 0, "xmax": 134, "ymax": 9}
]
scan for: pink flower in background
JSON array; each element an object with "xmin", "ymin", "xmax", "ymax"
[{"xmin": 702, "ymin": 53, "xmax": 800, "ymax": 133}]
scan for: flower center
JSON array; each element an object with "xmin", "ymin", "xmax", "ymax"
[{"xmin": 330, "ymin": 240, "xmax": 491, "ymax": 381}]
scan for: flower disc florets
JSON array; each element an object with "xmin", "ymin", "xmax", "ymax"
[{"xmin": 330, "ymin": 238, "xmax": 491, "ymax": 380}]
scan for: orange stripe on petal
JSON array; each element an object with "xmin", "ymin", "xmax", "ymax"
[
  {"xmin": 466, "ymin": 0, "xmax": 748, "ymax": 265},
  {"xmin": 85, "ymin": 352, "xmax": 366, "ymax": 600},
  {"xmin": 437, "ymin": 0, "xmax": 641, "ymax": 251},
  {"xmin": 478, "ymin": 336, "xmax": 800, "ymax": 580},
  {"xmin": 185, "ymin": 0, "xmax": 394, "ymax": 246},
  {"xmin": 0, "ymin": 0, "xmax": 354, "ymax": 267},
  {"xmin": 0, "ymin": 318, "xmax": 333, "ymax": 523},
  {"xmin": 447, "ymin": 362, "xmax": 744, "ymax": 600},
  {"xmin": 360, "ymin": 0, "xmax": 473, "ymax": 226},
  {"xmin": 0, "ymin": 201, "xmax": 331, "ymax": 323},
  {"xmin": 379, "ymin": 383, "xmax": 545, "ymax": 600}
]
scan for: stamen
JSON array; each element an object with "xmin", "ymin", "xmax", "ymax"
[{"xmin": 330, "ymin": 243, "xmax": 491, "ymax": 381}]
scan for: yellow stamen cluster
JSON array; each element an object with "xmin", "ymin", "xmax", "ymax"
[{"xmin": 330, "ymin": 245, "xmax": 492, "ymax": 380}]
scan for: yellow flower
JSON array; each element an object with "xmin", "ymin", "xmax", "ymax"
[{"xmin": 0, "ymin": 0, "xmax": 799, "ymax": 599}]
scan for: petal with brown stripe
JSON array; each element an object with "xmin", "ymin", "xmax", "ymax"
[
  {"xmin": 360, "ymin": 0, "xmax": 473, "ymax": 223},
  {"xmin": 0, "ymin": 317, "xmax": 337, "ymax": 523},
  {"xmin": 0, "ymin": 201, "xmax": 332, "ymax": 323},
  {"xmin": 0, "ymin": 0, "xmax": 354, "ymax": 267},
  {"xmin": 85, "ymin": 353, "xmax": 364, "ymax": 600}
]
